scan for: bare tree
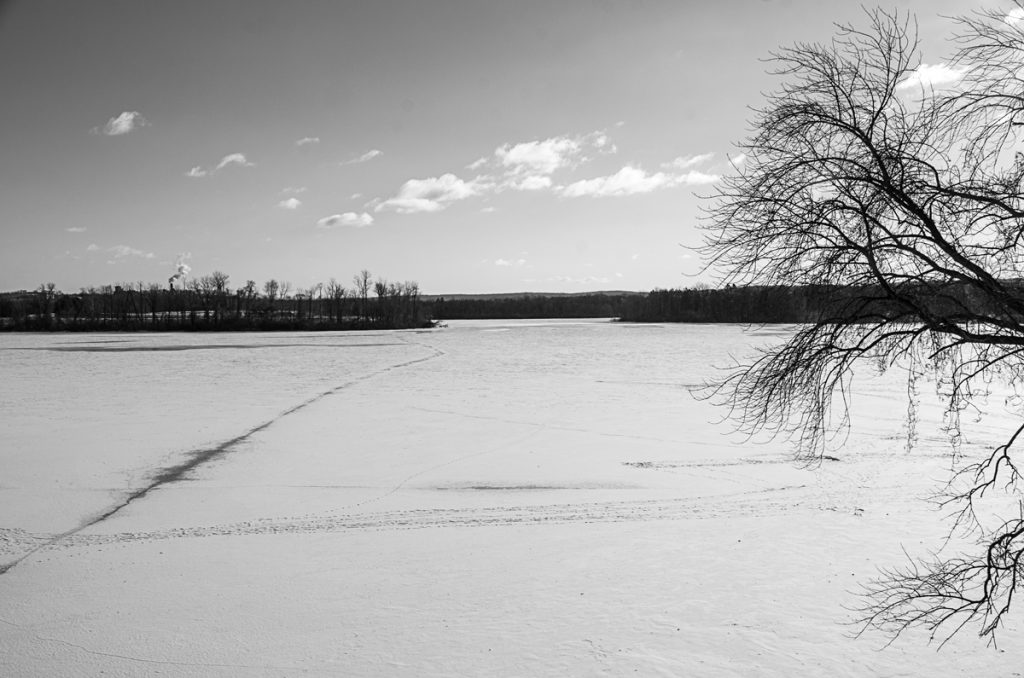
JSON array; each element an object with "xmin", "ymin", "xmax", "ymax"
[
  {"xmin": 702, "ymin": 7, "xmax": 1024, "ymax": 644},
  {"xmin": 326, "ymin": 278, "xmax": 346, "ymax": 324},
  {"xmin": 353, "ymin": 269, "xmax": 372, "ymax": 324}
]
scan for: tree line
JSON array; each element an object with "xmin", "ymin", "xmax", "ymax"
[{"xmin": 0, "ymin": 269, "xmax": 429, "ymax": 331}]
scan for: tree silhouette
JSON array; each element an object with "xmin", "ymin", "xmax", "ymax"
[{"xmin": 703, "ymin": 6, "xmax": 1024, "ymax": 643}]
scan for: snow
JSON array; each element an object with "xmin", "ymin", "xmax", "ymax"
[{"xmin": 1, "ymin": 320, "xmax": 1021, "ymax": 676}]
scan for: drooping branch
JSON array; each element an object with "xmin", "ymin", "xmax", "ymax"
[{"xmin": 702, "ymin": 7, "xmax": 1024, "ymax": 643}]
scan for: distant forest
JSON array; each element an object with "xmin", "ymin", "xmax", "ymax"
[
  {"xmin": 3, "ymin": 275, "xmax": 993, "ymax": 330},
  {"xmin": 0, "ymin": 270, "xmax": 428, "ymax": 331}
]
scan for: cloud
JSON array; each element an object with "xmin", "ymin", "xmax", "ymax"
[
  {"xmin": 216, "ymin": 153, "xmax": 255, "ymax": 170},
  {"xmin": 283, "ymin": 186, "xmax": 307, "ymax": 194},
  {"xmin": 343, "ymin": 149, "xmax": 383, "ymax": 165},
  {"xmin": 551, "ymin": 275, "xmax": 610, "ymax": 285},
  {"xmin": 495, "ymin": 258, "xmax": 527, "ymax": 267},
  {"xmin": 511, "ymin": 175, "xmax": 552, "ymax": 191},
  {"xmin": 496, "ymin": 136, "xmax": 582, "ymax": 175},
  {"xmin": 186, "ymin": 153, "xmax": 254, "ymax": 178},
  {"xmin": 481, "ymin": 206, "xmax": 497, "ymax": 213},
  {"xmin": 1006, "ymin": 8, "xmax": 1024, "ymax": 24},
  {"xmin": 94, "ymin": 111, "xmax": 148, "ymax": 136},
  {"xmin": 375, "ymin": 173, "xmax": 484, "ymax": 213},
  {"xmin": 109, "ymin": 244, "xmax": 154, "ymax": 259},
  {"xmin": 278, "ymin": 197, "xmax": 302, "ymax": 209},
  {"xmin": 317, "ymin": 212, "xmax": 374, "ymax": 228},
  {"xmin": 896, "ymin": 63, "xmax": 969, "ymax": 90},
  {"xmin": 663, "ymin": 153, "xmax": 714, "ymax": 170},
  {"xmin": 472, "ymin": 129, "xmax": 616, "ymax": 191},
  {"xmin": 560, "ymin": 165, "xmax": 719, "ymax": 198},
  {"xmin": 731, "ymin": 153, "xmax": 747, "ymax": 167},
  {"xmin": 87, "ymin": 243, "xmax": 100, "ymax": 252},
  {"xmin": 296, "ymin": 136, "xmax": 320, "ymax": 146},
  {"xmin": 66, "ymin": 226, "xmax": 87, "ymax": 233}
]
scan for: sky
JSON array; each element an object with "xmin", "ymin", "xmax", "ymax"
[{"xmin": 0, "ymin": 0, "xmax": 994, "ymax": 295}]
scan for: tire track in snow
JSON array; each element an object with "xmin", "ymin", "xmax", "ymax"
[
  {"xmin": 40, "ymin": 482, "xmax": 914, "ymax": 550},
  {"xmin": 0, "ymin": 337, "xmax": 446, "ymax": 576}
]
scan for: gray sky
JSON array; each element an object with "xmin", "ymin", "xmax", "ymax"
[{"xmin": 0, "ymin": 0, "xmax": 987, "ymax": 293}]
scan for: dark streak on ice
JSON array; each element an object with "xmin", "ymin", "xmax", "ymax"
[{"xmin": 0, "ymin": 339, "xmax": 445, "ymax": 576}]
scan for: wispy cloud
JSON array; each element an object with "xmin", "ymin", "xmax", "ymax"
[
  {"xmin": 342, "ymin": 149, "xmax": 383, "ymax": 165},
  {"xmin": 551, "ymin": 275, "xmax": 611, "ymax": 285},
  {"xmin": 472, "ymin": 129, "xmax": 615, "ymax": 191},
  {"xmin": 896, "ymin": 63, "xmax": 969, "ymax": 90},
  {"xmin": 561, "ymin": 165, "xmax": 718, "ymax": 198},
  {"xmin": 295, "ymin": 136, "xmax": 320, "ymax": 146},
  {"xmin": 66, "ymin": 226, "xmax": 87, "ymax": 233},
  {"xmin": 497, "ymin": 136, "xmax": 583, "ymax": 175},
  {"xmin": 494, "ymin": 258, "xmax": 527, "ymax": 267},
  {"xmin": 87, "ymin": 243, "xmax": 100, "ymax": 252},
  {"xmin": 216, "ymin": 153, "xmax": 255, "ymax": 170},
  {"xmin": 510, "ymin": 175, "xmax": 552, "ymax": 191},
  {"xmin": 317, "ymin": 212, "xmax": 374, "ymax": 228},
  {"xmin": 186, "ymin": 152, "xmax": 255, "ymax": 178},
  {"xmin": 1006, "ymin": 8, "xmax": 1024, "ymax": 24},
  {"xmin": 371, "ymin": 129, "xmax": 716, "ymax": 211},
  {"xmin": 278, "ymin": 197, "xmax": 302, "ymax": 209},
  {"xmin": 109, "ymin": 244, "xmax": 155, "ymax": 259},
  {"xmin": 92, "ymin": 111, "xmax": 149, "ymax": 136},
  {"xmin": 282, "ymin": 186, "xmax": 307, "ymax": 194},
  {"xmin": 375, "ymin": 173, "xmax": 485, "ymax": 213},
  {"xmin": 663, "ymin": 153, "xmax": 714, "ymax": 170}
]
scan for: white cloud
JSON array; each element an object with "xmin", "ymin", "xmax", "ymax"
[
  {"xmin": 679, "ymin": 170, "xmax": 721, "ymax": 185},
  {"xmin": 187, "ymin": 153, "xmax": 254, "ymax": 178},
  {"xmin": 1006, "ymin": 8, "xmax": 1024, "ymax": 24},
  {"xmin": 94, "ymin": 111, "xmax": 148, "ymax": 136},
  {"xmin": 496, "ymin": 136, "xmax": 582, "ymax": 175},
  {"xmin": 295, "ymin": 136, "xmax": 320, "ymax": 146},
  {"xmin": 561, "ymin": 165, "xmax": 718, "ymax": 198},
  {"xmin": 731, "ymin": 153, "xmax": 747, "ymax": 167},
  {"xmin": 664, "ymin": 153, "xmax": 714, "ymax": 170},
  {"xmin": 278, "ymin": 197, "xmax": 302, "ymax": 209},
  {"xmin": 317, "ymin": 212, "xmax": 374, "ymax": 228},
  {"xmin": 216, "ymin": 153, "xmax": 255, "ymax": 170},
  {"xmin": 343, "ymin": 149, "xmax": 383, "ymax": 165},
  {"xmin": 896, "ymin": 63, "xmax": 969, "ymax": 91},
  {"xmin": 87, "ymin": 243, "xmax": 100, "ymax": 251},
  {"xmin": 109, "ymin": 244, "xmax": 154, "ymax": 259},
  {"xmin": 283, "ymin": 186, "xmax": 307, "ymax": 194},
  {"xmin": 511, "ymin": 175, "xmax": 552, "ymax": 191},
  {"xmin": 473, "ymin": 129, "xmax": 617, "ymax": 191},
  {"xmin": 495, "ymin": 258, "xmax": 527, "ymax": 267},
  {"xmin": 66, "ymin": 226, "xmax": 87, "ymax": 233},
  {"xmin": 552, "ymin": 275, "xmax": 610, "ymax": 285},
  {"xmin": 481, "ymin": 206, "xmax": 497, "ymax": 213},
  {"xmin": 376, "ymin": 173, "xmax": 484, "ymax": 213}
]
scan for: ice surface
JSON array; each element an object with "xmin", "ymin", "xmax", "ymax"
[{"xmin": 0, "ymin": 320, "xmax": 1021, "ymax": 676}]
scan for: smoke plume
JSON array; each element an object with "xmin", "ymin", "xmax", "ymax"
[{"xmin": 168, "ymin": 252, "xmax": 192, "ymax": 286}]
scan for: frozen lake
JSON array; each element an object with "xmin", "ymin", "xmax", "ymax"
[{"xmin": 1, "ymin": 320, "xmax": 1020, "ymax": 676}]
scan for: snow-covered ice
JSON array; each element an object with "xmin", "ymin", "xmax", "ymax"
[{"xmin": 0, "ymin": 320, "xmax": 1021, "ymax": 676}]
